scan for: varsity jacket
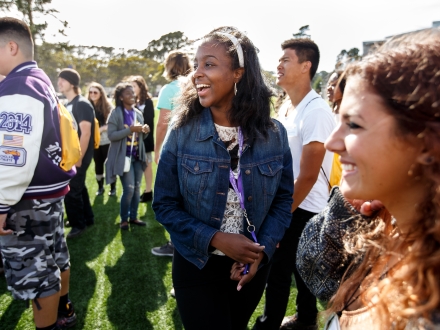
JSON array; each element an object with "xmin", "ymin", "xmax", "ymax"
[{"xmin": 0, "ymin": 61, "xmax": 76, "ymax": 214}]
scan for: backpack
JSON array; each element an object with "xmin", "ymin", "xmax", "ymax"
[
  {"xmin": 58, "ymin": 102, "xmax": 81, "ymax": 171},
  {"xmin": 94, "ymin": 116, "xmax": 100, "ymax": 149}
]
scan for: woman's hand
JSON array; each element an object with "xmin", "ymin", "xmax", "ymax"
[
  {"xmin": 99, "ymin": 125, "xmax": 108, "ymax": 133},
  {"xmin": 346, "ymin": 199, "xmax": 384, "ymax": 216},
  {"xmin": 141, "ymin": 124, "xmax": 150, "ymax": 134},
  {"xmin": 129, "ymin": 124, "xmax": 144, "ymax": 133},
  {"xmin": 210, "ymin": 232, "xmax": 265, "ymax": 264},
  {"xmin": 230, "ymin": 251, "xmax": 265, "ymax": 291},
  {"xmin": 360, "ymin": 200, "xmax": 384, "ymax": 216}
]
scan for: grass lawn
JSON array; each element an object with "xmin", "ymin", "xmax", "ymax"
[{"xmin": 0, "ymin": 109, "xmax": 325, "ymax": 330}]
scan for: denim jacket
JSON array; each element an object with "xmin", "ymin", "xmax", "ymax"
[{"xmin": 153, "ymin": 108, "xmax": 294, "ymax": 269}]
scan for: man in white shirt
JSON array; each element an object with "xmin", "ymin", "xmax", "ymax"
[{"xmin": 254, "ymin": 39, "xmax": 335, "ymax": 330}]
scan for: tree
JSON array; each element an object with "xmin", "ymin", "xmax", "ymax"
[
  {"xmin": 335, "ymin": 48, "xmax": 361, "ymax": 70},
  {"xmin": 293, "ymin": 25, "xmax": 310, "ymax": 39},
  {"xmin": 139, "ymin": 31, "xmax": 191, "ymax": 62},
  {"xmin": 0, "ymin": 0, "xmax": 68, "ymax": 60},
  {"xmin": 311, "ymin": 70, "xmax": 329, "ymax": 95}
]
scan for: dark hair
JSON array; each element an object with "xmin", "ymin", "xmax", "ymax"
[
  {"xmin": 0, "ymin": 17, "xmax": 33, "ymax": 58},
  {"xmin": 173, "ymin": 26, "xmax": 274, "ymax": 141},
  {"xmin": 113, "ymin": 82, "xmax": 134, "ymax": 109},
  {"xmin": 88, "ymin": 82, "xmax": 112, "ymax": 121},
  {"xmin": 164, "ymin": 51, "xmax": 192, "ymax": 81},
  {"xmin": 281, "ymin": 38, "xmax": 320, "ymax": 79},
  {"xmin": 128, "ymin": 75, "xmax": 151, "ymax": 104},
  {"xmin": 328, "ymin": 29, "xmax": 440, "ymax": 328}
]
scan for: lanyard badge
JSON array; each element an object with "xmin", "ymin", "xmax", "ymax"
[{"xmin": 228, "ymin": 127, "xmax": 258, "ymax": 275}]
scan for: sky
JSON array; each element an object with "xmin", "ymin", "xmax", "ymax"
[{"xmin": 16, "ymin": 0, "xmax": 440, "ymax": 72}]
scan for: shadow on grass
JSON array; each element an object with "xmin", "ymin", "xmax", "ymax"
[
  {"xmin": 66, "ymin": 191, "xmax": 120, "ymax": 329},
  {"xmin": 0, "ymin": 281, "xmax": 28, "ymax": 330},
  {"xmin": 105, "ymin": 201, "xmax": 176, "ymax": 330}
]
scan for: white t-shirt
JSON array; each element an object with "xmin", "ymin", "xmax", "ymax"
[{"xmin": 278, "ymin": 89, "xmax": 335, "ymax": 213}]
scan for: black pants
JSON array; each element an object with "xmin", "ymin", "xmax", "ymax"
[
  {"xmin": 93, "ymin": 144, "xmax": 110, "ymax": 175},
  {"xmin": 254, "ymin": 208, "xmax": 318, "ymax": 329},
  {"xmin": 64, "ymin": 163, "xmax": 94, "ymax": 229},
  {"xmin": 173, "ymin": 249, "xmax": 271, "ymax": 330}
]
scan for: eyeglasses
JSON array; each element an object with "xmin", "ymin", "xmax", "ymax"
[{"xmin": 89, "ymin": 90, "xmax": 99, "ymax": 95}]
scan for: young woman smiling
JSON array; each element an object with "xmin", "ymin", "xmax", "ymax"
[
  {"xmin": 87, "ymin": 82, "xmax": 116, "ymax": 196},
  {"xmin": 324, "ymin": 30, "xmax": 440, "ymax": 329},
  {"xmin": 152, "ymin": 27, "xmax": 293, "ymax": 330},
  {"xmin": 106, "ymin": 82, "xmax": 150, "ymax": 230}
]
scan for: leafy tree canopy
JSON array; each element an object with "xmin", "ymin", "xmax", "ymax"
[
  {"xmin": 335, "ymin": 48, "xmax": 361, "ymax": 70},
  {"xmin": 293, "ymin": 25, "xmax": 311, "ymax": 39}
]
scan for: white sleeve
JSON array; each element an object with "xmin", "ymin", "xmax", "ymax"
[
  {"xmin": 301, "ymin": 107, "xmax": 336, "ymax": 145},
  {"xmin": 0, "ymin": 94, "xmax": 44, "ymax": 210}
]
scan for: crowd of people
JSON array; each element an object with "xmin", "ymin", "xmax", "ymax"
[{"xmin": 0, "ymin": 16, "xmax": 440, "ymax": 330}]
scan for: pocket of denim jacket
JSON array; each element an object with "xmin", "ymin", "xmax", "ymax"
[
  {"xmin": 182, "ymin": 157, "xmax": 213, "ymax": 194},
  {"xmin": 257, "ymin": 160, "xmax": 283, "ymax": 195}
]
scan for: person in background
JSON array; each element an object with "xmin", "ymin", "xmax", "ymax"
[
  {"xmin": 326, "ymin": 72, "xmax": 346, "ymax": 188},
  {"xmin": 326, "ymin": 71, "xmax": 339, "ymax": 105},
  {"xmin": 88, "ymin": 82, "xmax": 116, "ymax": 196},
  {"xmin": 325, "ymin": 29, "xmax": 440, "ymax": 329},
  {"xmin": 254, "ymin": 38, "xmax": 335, "ymax": 330},
  {"xmin": 0, "ymin": 17, "xmax": 77, "ymax": 330},
  {"xmin": 105, "ymin": 82, "xmax": 150, "ymax": 230},
  {"xmin": 128, "ymin": 76, "xmax": 155, "ymax": 203},
  {"xmin": 58, "ymin": 68, "xmax": 95, "ymax": 239},
  {"xmin": 153, "ymin": 26, "xmax": 293, "ymax": 330},
  {"xmin": 332, "ymin": 71, "xmax": 346, "ymax": 115},
  {"xmin": 151, "ymin": 51, "xmax": 192, "ymax": 257}
]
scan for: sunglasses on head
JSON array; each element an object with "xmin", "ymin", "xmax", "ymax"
[{"xmin": 89, "ymin": 90, "xmax": 99, "ymax": 95}]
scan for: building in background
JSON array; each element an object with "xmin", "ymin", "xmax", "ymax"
[{"xmin": 363, "ymin": 21, "xmax": 440, "ymax": 55}]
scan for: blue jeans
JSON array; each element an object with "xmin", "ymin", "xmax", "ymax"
[{"xmin": 119, "ymin": 158, "xmax": 143, "ymax": 223}]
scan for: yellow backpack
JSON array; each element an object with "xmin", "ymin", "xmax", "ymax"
[
  {"xmin": 58, "ymin": 102, "xmax": 81, "ymax": 171},
  {"xmin": 94, "ymin": 117, "xmax": 100, "ymax": 149}
]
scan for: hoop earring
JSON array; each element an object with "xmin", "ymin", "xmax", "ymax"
[{"xmin": 234, "ymin": 83, "xmax": 237, "ymax": 96}]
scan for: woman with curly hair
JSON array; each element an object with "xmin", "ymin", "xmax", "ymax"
[
  {"xmin": 105, "ymin": 82, "xmax": 150, "ymax": 230},
  {"xmin": 324, "ymin": 29, "xmax": 440, "ymax": 329},
  {"xmin": 128, "ymin": 75, "xmax": 155, "ymax": 203},
  {"xmin": 152, "ymin": 26, "xmax": 293, "ymax": 329},
  {"xmin": 87, "ymin": 82, "xmax": 116, "ymax": 196}
]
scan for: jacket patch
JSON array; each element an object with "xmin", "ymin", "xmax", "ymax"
[
  {"xmin": 2, "ymin": 134, "xmax": 23, "ymax": 147},
  {"xmin": 0, "ymin": 112, "xmax": 32, "ymax": 134},
  {"xmin": 45, "ymin": 142, "xmax": 62, "ymax": 166},
  {"xmin": 0, "ymin": 146, "xmax": 27, "ymax": 167}
]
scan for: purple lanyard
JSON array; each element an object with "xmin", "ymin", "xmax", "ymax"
[{"xmin": 228, "ymin": 128, "xmax": 257, "ymax": 274}]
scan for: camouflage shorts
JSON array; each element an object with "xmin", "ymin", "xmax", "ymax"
[{"xmin": 0, "ymin": 197, "xmax": 70, "ymax": 300}]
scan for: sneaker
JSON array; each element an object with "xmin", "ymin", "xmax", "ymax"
[
  {"xmin": 151, "ymin": 241, "xmax": 174, "ymax": 257},
  {"xmin": 129, "ymin": 219, "xmax": 146, "ymax": 226},
  {"xmin": 120, "ymin": 221, "xmax": 129, "ymax": 230},
  {"xmin": 65, "ymin": 221, "xmax": 71, "ymax": 228},
  {"xmin": 108, "ymin": 188, "xmax": 116, "ymax": 196},
  {"xmin": 67, "ymin": 227, "xmax": 86, "ymax": 239},
  {"xmin": 280, "ymin": 314, "xmax": 317, "ymax": 330},
  {"xmin": 170, "ymin": 287, "xmax": 175, "ymax": 298},
  {"xmin": 57, "ymin": 301, "xmax": 77, "ymax": 328},
  {"xmin": 140, "ymin": 191, "xmax": 153, "ymax": 203},
  {"xmin": 96, "ymin": 187, "xmax": 104, "ymax": 196}
]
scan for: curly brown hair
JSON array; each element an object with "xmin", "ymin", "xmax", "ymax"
[
  {"xmin": 87, "ymin": 82, "xmax": 112, "ymax": 122},
  {"xmin": 328, "ymin": 29, "xmax": 440, "ymax": 329}
]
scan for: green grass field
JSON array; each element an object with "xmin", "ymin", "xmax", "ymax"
[{"xmin": 0, "ymin": 109, "xmax": 325, "ymax": 330}]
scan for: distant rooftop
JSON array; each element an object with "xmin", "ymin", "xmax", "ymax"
[{"xmin": 363, "ymin": 21, "xmax": 439, "ymax": 56}]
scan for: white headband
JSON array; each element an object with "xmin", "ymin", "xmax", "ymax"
[{"xmin": 217, "ymin": 32, "xmax": 245, "ymax": 68}]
